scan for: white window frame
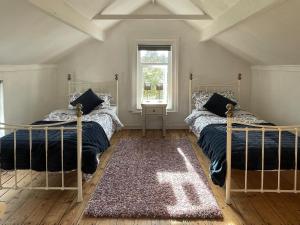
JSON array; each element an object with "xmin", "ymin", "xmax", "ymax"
[
  {"xmin": 131, "ymin": 39, "xmax": 179, "ymax": 112},
  {"xmin": 137, "ymin": 48, "xmax": 171, "ymax": 105},
  {"xmin": 0, "ymin": 80, "xmax": 4, "ymax": 137}
]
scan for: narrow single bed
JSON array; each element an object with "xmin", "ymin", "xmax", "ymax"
[
  {"xmin": 0, "ymin": 74, "xmax": 123, "ymax": 202},
  {"xmin": 186, "ymin": 74, "xmax": 300, "ymax": 204},
  {"xmin": 186, "ymin": 109, "xmax": 300, "ymax": 187},
  {"xmin": 0, "ymin": 106, "xmax": 123, "ymax": 175}
]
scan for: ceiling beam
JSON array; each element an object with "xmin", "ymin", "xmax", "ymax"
[
  {"xmin": 189, "ymin": 0, "xmax": 214, "ymax": 18},
  {"xmin": 93, "ymin": 14, "xmax": 211, "ymax": 20},
  {"xmin": 97, "ymin": 0, "xmax": 118, "ymax": 15},
  {"xmin": 200, "ymin": 0, "xmax": 286, "ymax": 41},
  {"xmin": 29, "ymin": 0, "xmax": 104, "ymax": 41}
]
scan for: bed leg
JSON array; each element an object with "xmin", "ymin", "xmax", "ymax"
[
  {"xmin": 76, "ymin": 104, "xmax": 83, "ymax": 202},
  {"xmin": 77, "ymin": 182, "xmax": 83, "ymax": 202},
  {"xmin": 225, "ymin": 104, "xmax": 234, "ymax": 205},
  {"xmin": 225, "ymin": 148, "xmax": 232, "ymax": 205},
  {"xmin": 226, "ymin": 183, "xmax": 231, "ymax": 204}
]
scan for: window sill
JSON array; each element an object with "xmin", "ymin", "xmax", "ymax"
[
  {"xmin": 141, "ymin": 100, "xmax": 168, "ymax": 105},
  {"xmin": 129, "ymin": 109, "xmax": 177, "ymax": 114},
  {"xmin": 130, "ymin": 109, "xmax": 142, "ymax": 114}
]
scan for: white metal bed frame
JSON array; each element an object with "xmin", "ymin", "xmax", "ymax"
[
  {"xmin": 0, "ymin": 74, "xmax": 119, "ymax": 202},
  {"xmin": 189, "ymin": 73, "xmax": 300, "ymax": 204}
]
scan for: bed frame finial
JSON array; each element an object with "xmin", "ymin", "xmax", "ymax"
[
  {"xmin": 76, "ymin": 104, "xmax": 83, "ymax": 118},
  {"xmin": 188, "ymin": 73, "xmax": 193, "ymax": 114},
  {"xmin": 67, "ymin": 74, "xmax": 72, "ymax": 81},
  {"xmin": 238, "ymin": 73, "xmax": 242, "ymax": 80},
  {"xmin": 226, "ymin": 104, "xmax": 234, "ymax": 118},
  {"xmin": 114, "ymin": 74, "xmax": 119, "ymax": 115}
]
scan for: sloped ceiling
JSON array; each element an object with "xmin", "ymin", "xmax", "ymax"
[
  {"xmin": 214, "ymin": 0, "xmax": 300, "ymax": 65},
  {"xmin": 65, "ymin": 0, "xmax": 150, "ymax": 31},
  {"xmin": 0, "ymin": 0, "xmax": 299, "ymax": 65},
  {"xmin": 65, "ymin": 0, "xmax": 239, "ymax": 32},
  {"xmin": 0, "ymin": 0, "xmax": 89, "ymax": 64}
]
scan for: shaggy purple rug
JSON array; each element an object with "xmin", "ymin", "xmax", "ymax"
[{"xmin": 85, "ymin": 138, "xmax": 222, "ymax": 219}]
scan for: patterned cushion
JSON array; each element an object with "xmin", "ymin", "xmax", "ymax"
[
  {"xmin": 97, "ymin": 93, "xmax": 112, "ymax": 108},
  {"xmin": 68, "ymin": 92, "xmax": 82, "ymax": 110}
]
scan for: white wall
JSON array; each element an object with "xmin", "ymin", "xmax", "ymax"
[
  {"xmin": 56, "ymin": 18, "xmax": 251, "ymax": 129},
  {"xmin": 251, "ymin": 66, "xmax": 300, "ymax": 125},
  {"xmin": 0, "ymin": 65, "xmax": 57, "ymax": 124}
]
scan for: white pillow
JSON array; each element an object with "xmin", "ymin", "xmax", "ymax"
[{"xmin": 192, "ymin": 90, "xmax": 240, "ymax": 111}]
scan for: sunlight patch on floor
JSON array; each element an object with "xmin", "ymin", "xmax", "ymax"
[{"xmin": 156, "ymin": 147, "xmax": 217, "ymax": 214}]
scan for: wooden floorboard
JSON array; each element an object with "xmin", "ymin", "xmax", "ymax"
[{"xmin": 0, "ymin": 129, "xmax": 299, "ymax": 225}]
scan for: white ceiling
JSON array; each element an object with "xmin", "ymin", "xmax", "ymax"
[
  {"xmin": 65, "ymin": 0, "xmax": 151, "ymax": 31},
  {"xmin": 0, "ymin": 0, "xmax": 299, "ymax": 65},
  {"xmin": 214, "ymin": 0, "xmax": 300, "ymax": 65},
  {"xmin": 65, "ymin": 0, "xmax": 239, "ymax": 31},
  {"xmin": 0, "ymin": 0, "xmax": 89, "ymax": 64}
]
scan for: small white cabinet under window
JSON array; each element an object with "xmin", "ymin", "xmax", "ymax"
[{"xmin": 141, "ymin": 102, "xmax": 167, "ymax": 137}]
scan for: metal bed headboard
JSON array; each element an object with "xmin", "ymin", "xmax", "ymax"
[
  {"xmin": 67, "ymin": 74, "xmax": 119, "ymax": 115},
  {"xmin": 188, "ymin": 73, "xmax": 242, "ymax": 114}
]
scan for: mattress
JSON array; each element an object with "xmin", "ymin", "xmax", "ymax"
[
  {"xmin": 44, "ymin": 106, "xmax": 123, "ymax": 140},
  {"xmin": 185, "ymin": 109, "xmax": 265, "ymax": 138}
]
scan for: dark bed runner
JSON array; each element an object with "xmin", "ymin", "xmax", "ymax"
[
  {"xmin": 198, "ymin": 123, "xmax": 300, "ymax": 186},
  {"xmin": 0, "ymin": 121, "xmax": 110, "ymax": 174}
]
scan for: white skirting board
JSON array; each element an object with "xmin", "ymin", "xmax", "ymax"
[{"xmin": 124, "ymin": 123, "xmax": 188, "ymax": 130}]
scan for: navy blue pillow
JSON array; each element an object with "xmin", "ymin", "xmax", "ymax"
[
  {"xmin": 71, "ymin": 89, "xmax": 104, "ymax": 115},
  {"xmin": 203, "ymin": 93, "xmax": 237, "ymax": 117}
]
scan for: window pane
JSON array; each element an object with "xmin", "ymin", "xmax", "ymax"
[
  {"xmin": 143, "ymin": 65, "xmax": 168, "ymax": 101},
  {"xmin": 140, "ymin": 50, "xmax": 169, "ymax": 64}
]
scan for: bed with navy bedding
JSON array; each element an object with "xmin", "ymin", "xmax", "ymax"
[
  {"xmin": 185, "ymin": 110, "xmax": 300, "ymax": 187},
  {"xmin": 0, "ymin": 107, "xmax": 124, "ymax": 175},
  {"xmin": 198, "ymin": 123, "xmax": 300, "ymax": 186}
]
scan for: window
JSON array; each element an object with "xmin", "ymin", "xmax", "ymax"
[
  {"xmin": 138, "ymin": 45, "xmax": 171, "ymax": 104},
  {"xmin": 134, "ymin": 40, "xmax": 178, "ymax": 111},
  {"xmin": 0, "ymin": 81, "xmax": 4, "ymax": 137}
]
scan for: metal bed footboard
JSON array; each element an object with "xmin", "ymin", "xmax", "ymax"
[
  {"xmin": 0, "ymin": 104, "xmax": 83, "ymax": 202},
  {"xmin": 225, "ymin": 104, "xmax": 300, "ymax": 204}
]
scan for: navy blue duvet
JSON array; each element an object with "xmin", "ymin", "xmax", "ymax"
[
  {"xmin": 0, "ymin": 121, "xmax": 110, "ymax": 174},
  {"xmin": 198, "ymin": 123, "xmax": 300, "ymax": 187}
]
